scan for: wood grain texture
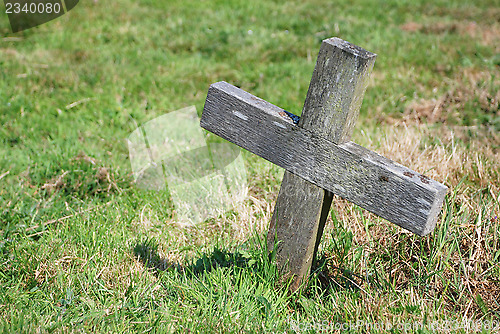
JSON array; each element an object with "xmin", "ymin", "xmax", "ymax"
[
  {"xmin": 299, "ymin": 37, "xmax": 376, "ymax": 144},
  {"xmin": 201, "ymin": 81, "xmax": 448, "ymax": 236},
  {"xmin": 267, "ymin": 172, "xmax": 330, "ymax": 290}
]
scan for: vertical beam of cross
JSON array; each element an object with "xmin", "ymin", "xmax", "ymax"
[{"xmin": 267, "ymin": 38, "xmax": 377, "ymax": 291}]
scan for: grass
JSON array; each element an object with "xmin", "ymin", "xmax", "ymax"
[{"xmin": 1, "ymin": 0, "xmax": 499, "ymax": 332}]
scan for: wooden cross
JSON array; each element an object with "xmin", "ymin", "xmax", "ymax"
[{"xmin": 200, "ymin": 37, "xmax": 448, "ymax": 290}]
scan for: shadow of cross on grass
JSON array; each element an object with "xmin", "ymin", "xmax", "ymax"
[
  {"xmin": 200, "ymin": 37, "xmax": 448, "ymax": 292},
  {"xmin": 133, "ymin": 239, "xmax": 259, "ymax": 278}
]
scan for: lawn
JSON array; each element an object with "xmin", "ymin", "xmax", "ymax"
[{"xmin": 0, "ymin": 0, "xmax": 499, "ymax": 332}]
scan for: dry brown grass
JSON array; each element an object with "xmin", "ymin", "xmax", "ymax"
[
  {"xmin": 319, "ymin": 121, "xmax": 500, "ymax": 316},
  {"xmin": 400, "ymin": 20, "xmax": 500, "ymax": 50},
  {"xmin": 400, "ymin": 69, "xmax": 499, "ymax": 129}
]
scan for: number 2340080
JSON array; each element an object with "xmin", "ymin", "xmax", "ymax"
[{"xmin": 5, "ymin": 2, "xmax": 62, "ymax": 14}]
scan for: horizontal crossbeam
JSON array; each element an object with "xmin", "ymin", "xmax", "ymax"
[{"xmin": 201, "ymin": 81, "xmax": 448, "ymax": 235}]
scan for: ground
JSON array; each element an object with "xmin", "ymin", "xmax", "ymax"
[{"xmin": 0, "ymin": 0, "xmax": 499, "ymax": 332}]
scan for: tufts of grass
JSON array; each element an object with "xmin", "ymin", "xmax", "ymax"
[{"xmin": 1, "ymin": 0, "xmax": 499, "ymax": 332}]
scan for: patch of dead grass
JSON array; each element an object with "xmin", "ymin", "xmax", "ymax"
[
  {"xmin": 38, "ymin": 152, "xmax": 128, "ymax": 198},
  {"xmin": 324, "ymin": 122, "xmax": 499, "ymax": 316},
  {"xmin": 400, "ymin": 20, "xmax": 500, "ymax": 49},
  {"xmin": 400, "ymin": 69, "xmax": 499, "ymax": 127}
]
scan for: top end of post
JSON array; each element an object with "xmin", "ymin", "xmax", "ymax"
[{"xmin": 324, "ymin": 37, "xmax": 377, "ymax": 59}]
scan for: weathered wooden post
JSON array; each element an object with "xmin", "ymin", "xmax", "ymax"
[
  {"xmin": 200, "ymin": 37, "xmax": 447, "ymax": 291},
  {"xmin": 268, "ymin": 38, "xmax": 376, "ymax": 291}
]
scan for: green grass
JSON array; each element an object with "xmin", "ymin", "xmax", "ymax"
[{"xmin": 1, "ymin": 0, "xmax": 499, "ymax": 332}]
